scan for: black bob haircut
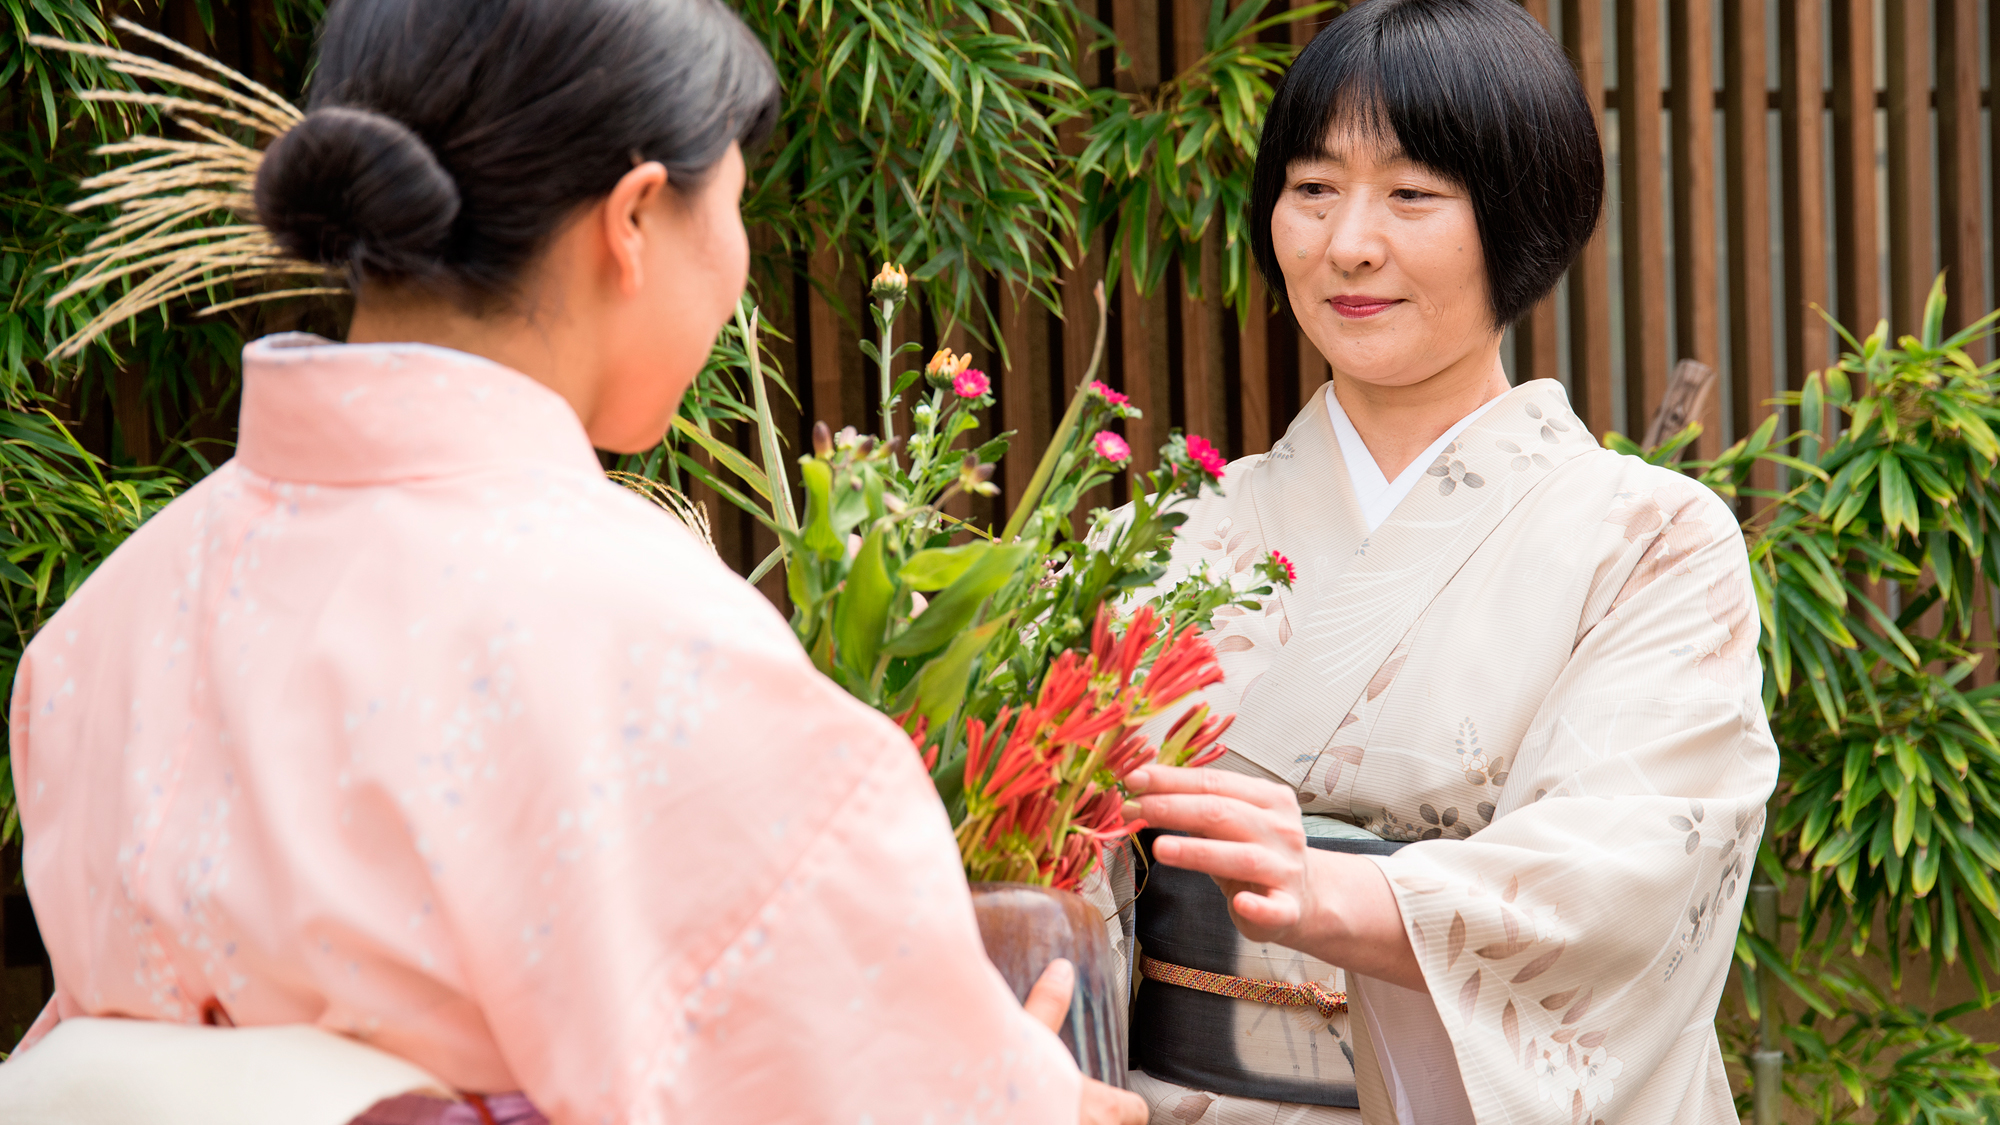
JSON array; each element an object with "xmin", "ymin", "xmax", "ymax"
[
  {"xmin": 256, "ymin": 0, "xmax": 779, "ymax": 306},
  {"xmin": 1249, "ymin": 0, "xmax": 1604, "ymax": 329}
]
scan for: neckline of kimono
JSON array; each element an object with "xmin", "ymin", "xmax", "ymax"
[
  {"xmin": 234, "ymin": 333, "xmax": 604, "ymax": 485},
  {"xmin": 1323, "ymin": 387, "xmax": 1506, "ymax": 532}
]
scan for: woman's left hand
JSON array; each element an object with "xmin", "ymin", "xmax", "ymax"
[{"xmin": 1125, "ymin": 765, "xmax": 1427, "ymax": 992}]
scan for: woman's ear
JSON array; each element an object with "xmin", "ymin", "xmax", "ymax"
[{"xmin": 601, "ymin": 161, "xmax": 670, "ymax": 296}]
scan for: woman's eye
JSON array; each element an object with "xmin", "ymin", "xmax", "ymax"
[
  {"xmin": 1295, "ymin": 182, "xmax": 1328, "ymax": 197},
  {"xmin": 1391, "ymin": 188, "xmax": 1434, "ymax": 202}
]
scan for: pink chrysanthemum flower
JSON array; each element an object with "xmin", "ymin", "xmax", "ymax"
[
  {"xmin": 1185, "ymin": 434, "xmax": 1226, "ymax": 477},
  {"xmin": 954, "ymin": 368, "xmax": 991, "ymax": 398},
  {"xmin": 1093, "ymin": 431, "xmax": 1131, "ymax": 464},
  {"xmin": 1089, "ymin": 381, "xmax": 1129, "ymax": 407}
]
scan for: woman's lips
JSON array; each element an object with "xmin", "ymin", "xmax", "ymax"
[{"xmin": 1330, "ymin": 295, "xmax": 1401, "ymax": 319}]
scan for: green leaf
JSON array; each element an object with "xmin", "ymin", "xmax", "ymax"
[
  {"xmin": 1877, "ymin": 455, "xmax": 1919, "ymax": 539},
  {"xmin": 833, "ymin": 528, "xmax": 895, "ymax": 683},
  {"xmin": 799, "ymin": 458, "xmax": 844, "ymax": 560},
  {"xmin": 882, "ymin": 543, "xmax": 1030, "ymax": 657},
  {"xmin": 899, "ymin": 541, "xmax": 989, "ymax": 590},
  {"xmin": 905, "ymin": 616, "xmax": 1009, "ymax": 728}
]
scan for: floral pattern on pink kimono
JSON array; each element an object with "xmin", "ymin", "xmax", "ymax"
[{"xmin": 10, "ymin": 335, "xmax": 1080, "ymax": 1124}]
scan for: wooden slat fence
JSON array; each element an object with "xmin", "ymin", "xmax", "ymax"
[{"xmin": 696, "ymin": 1, "xmax": 2000, "ymax": 614}]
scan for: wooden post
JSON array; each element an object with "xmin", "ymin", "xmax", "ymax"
[
  {"xmin": 1174, "ymin": 0, "xmax": 1229, "ymax": 453},
  {"xmin": 1561, "ymin": 0, "xmax": 1614, "ymax": 435},
  {"xmin": 1670, "ymin": 0, "xmax": 1721, "ymax": 457},
  {"xmin": 1644, "ymin": 359, "xmax": 1719, "ymax": 455},
  {"xmin": 1779, "ymin": 0, "xmax": 1830, "ymax": 397},
  {"xmin": 1512, "ymin": 0, "xmax": 1561, "ymax": 387},
  {"xmin": 1723, "ymin": 0, "xmax": 1775, "ymax": 493},
  {"xmin": 1616, "ymin": 0, "xmax": 1669, "ymax": 440},
  {"xmin": 1238, "ymin": 273, "xmax": 1274, "ymax": 454},
  {"xmin": 1830, "ymin": 0, "xmax": 1881, "ymax": 338},
  {"xmin": 1000, "ymin": 282, "xmax": 1054, "ymax": 515},
  {"xmin": 1883, "ymin": 0, "xmax": 1932, "ymax": 338},
  {"xmin": 1934, "ymin": 0, "xmax": 1984, "ymax": 352},
  {"xmin": 1112, "ymin": 0, "xmax": 1170, "ymax": 474}
]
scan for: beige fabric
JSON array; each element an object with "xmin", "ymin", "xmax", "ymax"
[
  {"xmin": 0, "ymin": 1016, "xmax": 452, "ymax": 1125},
  {"xmin": 1122, "ymin": 380, "xmax": 1776, "ymax": 1125}
]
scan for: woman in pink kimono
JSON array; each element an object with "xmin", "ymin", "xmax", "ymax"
[
  {"xmin": 1107, "ymin": 2, "xmax": 1779, "ymax": 1123},
  {"xmin": 7, "ymin": 0, "xmax": 1143, "ymax": 1122}
]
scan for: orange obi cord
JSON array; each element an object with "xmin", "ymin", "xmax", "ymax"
[
  {"xmin": 465, "ymin": 1094, "xmax": 500, "ymax": 1125},
  {"xmin": 1138, "ymin": 953, "xmax": 1347, "ymax": 1018}
]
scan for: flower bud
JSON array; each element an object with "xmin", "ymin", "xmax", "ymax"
[
  {"xmin": 812, "ymin": 421, "xmax": 833, "ymax": 459},
  {"xmin": 870, "ymin": 262, "xmax": 909, "ymax": 302}
]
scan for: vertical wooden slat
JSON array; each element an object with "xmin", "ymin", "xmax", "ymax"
[
  {"xmin": 1934, "ymin": 0, "xmax": 1983, "ymax": 350},
  {"xmin": 1616, "ymin": 0, "xmax": 1669, "ymax": 437},
  {"xmin": 1297, "ymin": 326, "xmax": 1328, "ymax": 409},
  {"xmin": 1561, "ymin": 0, "xmax": 1614, "ymax": 434},
  {"xmin": 1000, "ymin": 283, "xmax": 1054, "ymax": 513},
  {"xmin": 1238, "ymin": 273, "xmax": 1273, "ymax": 453},
  {"xmin": 807, "ymin": 249, "xmax": 864, "ymax": 433},
  {"xmin": 1120, "ymin": 275, "xmax": 1172, "ymax": 474},
  {"xmin": 1992, "ymin": 0, "xmax": 2000, "ymax": 345},
  {"xmin": 1174, "ymin": 0, "xmax": 1228, "ymax": 452},
  {"xmin": 1515, "ymin": 296, "xmax": 1562, "ymax": 385},
  {"xmin": 1113, "ymin": 0, "xmax": 1169, "ymax": 472},
  {"xmin": 1723, "ymin": 0, "xmax": 1774, "ymax": 483},
  {"xmin": 1670, "ymin": 0, "xmax": 1721, "ymax": 455},
  {"xmin": 1830, "ymin": 0, "xmax": 1881, "ymax": 338},
  {"xmin": 1882, "ymin": 0, "xmax": 1932, "ymax": 337},
  {"xmin": 1511, "ymin": 2, "xmax": 1561, "ymax": 387},
  {"xmin": 1779, "ymin": 0, "xmax": 1830, "ymax": 390}
]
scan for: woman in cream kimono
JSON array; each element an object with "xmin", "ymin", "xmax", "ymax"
[
  {"xmin": 1110, "ymin": 2, "xmax": 1778, "ymax": 1123},
  {"xmin": 7, "ymin": 0, "xmax": 1146, "ymax": 1122}
]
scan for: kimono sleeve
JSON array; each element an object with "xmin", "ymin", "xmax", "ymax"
[
  {"xmin": 386, "ymin": 577, "xmax": 1080, "ymax": 1125},
  {"xmin": 1372, "ymin": 487, "xmax": 1778, "ymax": 1125}
]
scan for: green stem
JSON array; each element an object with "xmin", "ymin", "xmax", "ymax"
[
  {"xmin": 999, "ymin": 281, "xmax": 1110, "ymax": 543},
  {"xmin": 877, "ymin": 298, "xmax": 897, "ymax": 456},
  {"xmin": 739, "ymin": 302, "xmax": 797, "ymax": 533}
]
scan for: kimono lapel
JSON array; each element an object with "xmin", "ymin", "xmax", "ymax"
[{"xmin": 1223, "ymin": 379, "xmax": 1598, "ymax": 790}]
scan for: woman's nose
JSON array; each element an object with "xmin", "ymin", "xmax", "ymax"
[{"xmin": 1324, "ymin": 200, "xmax": 1388, "ymax": 277}]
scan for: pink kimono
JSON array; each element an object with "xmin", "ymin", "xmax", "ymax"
[{"xmin": 11, "ymin": 335, "xmax": 1079, "ymax": 1123}]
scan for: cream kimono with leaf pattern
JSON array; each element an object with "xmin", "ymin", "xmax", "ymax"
[{"xmin": 1120, "ymin": 379, "xmax": 1777, "ymax": 1125}]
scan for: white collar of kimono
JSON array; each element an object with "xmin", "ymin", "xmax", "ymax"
[
  {"xmin": 234, "ymin": 334, "xmax": 603, "ymax": 485},
  {"xmin": 1323, "ymin": 384, "xmax": 1507, "ymax": 532}
]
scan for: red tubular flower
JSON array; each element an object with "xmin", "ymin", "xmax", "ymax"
[
  {"xmin": 1141, "ymin": 627, "xmax": 1226, "ymax": 710},
  {"xmin": 1270, "ymin": 550, "xmax": 1297, "ymax": 584}
]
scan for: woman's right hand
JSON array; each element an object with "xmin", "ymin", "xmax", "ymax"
[
  {"xmin": 1023, "ymin": 959, "xmax": 1148, "ymax": 1125},
  {"xmin": 1124, "ymin": 765, "xmax": 1427, "ymax": 992}
]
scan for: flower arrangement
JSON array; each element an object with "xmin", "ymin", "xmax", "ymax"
[{"xmin": 697, "ymin": 267, "xmax": 1290, "ymax": 890}]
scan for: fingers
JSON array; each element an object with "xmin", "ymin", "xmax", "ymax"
[
  {"xmin": 1022, "ymin": 957, "xmax": 1075, "ymax": 1033},
  {"xmin": 1126, "ymin": 764, "xmax": 1298, "ymax": 811},
  {"xmin": 1079, "ymin": 1078, "xmax": 1149, "ymax": 1125},
  {"xmin": 1137, "ymin": 791, "xmax": 1300, "ymax": 846},
  {"xmin": 1152, "ymin": 834, "xmax": 1300, "ymax": 888},
  {"xmin": 1230, "ymin": 887, "xmax": 1304, "ymax": 933}
]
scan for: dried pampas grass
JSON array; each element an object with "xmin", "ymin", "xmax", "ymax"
[
  {"xmin": 29, "ymin": 18, "xmax": 342, "ymax": 359},
  {"xmin": 606, "ymin": 471, "xmax": 717, "ymax": 553}
]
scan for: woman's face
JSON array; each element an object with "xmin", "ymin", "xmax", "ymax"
[
  {"xmin": 1271, "ymin": 129, "xmax": 1500, "ymax": 393},
  {"xmin": 592, "ymin": 143, "xmax": 750, "ymax": 451}
]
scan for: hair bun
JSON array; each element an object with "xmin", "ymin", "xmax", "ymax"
[{"xmin": 255, "ymin": 106, "xmax": 459, "ymax": 280}]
